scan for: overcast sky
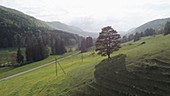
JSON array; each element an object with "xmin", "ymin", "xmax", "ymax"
[{"xmin": 1, "ymin": 0, "xmax": 170, "ymax": 32}]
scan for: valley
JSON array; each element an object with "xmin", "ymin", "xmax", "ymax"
[
  {"xmin": 0, "ymin": 2, "xmax": 170, "ymax": 96},
  {"xmin": 0, "ymin": 35, "xmax": 170, "ymax": 96}
]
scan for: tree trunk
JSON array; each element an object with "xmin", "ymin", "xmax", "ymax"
[{"xmin": 107, "ymin": 54, "xmax": 110, "ymax": 59}]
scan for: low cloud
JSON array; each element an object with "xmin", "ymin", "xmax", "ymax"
[{"xmin": 1, "ymin": 0, "xmax": 170, "ymax": 32}]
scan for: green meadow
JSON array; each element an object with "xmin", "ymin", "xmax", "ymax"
[
  {"xmin": 0, "ymin": 52, "xmax": 77, "ymax": 78},
  {"xmin": 0, "ymin": 35, "xmax": 170, "ymax": 96}
]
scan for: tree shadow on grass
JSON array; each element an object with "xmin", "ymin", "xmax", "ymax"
[{"xmin": 70, "ymin": 54, "xmax": 170, "ymax": 96}]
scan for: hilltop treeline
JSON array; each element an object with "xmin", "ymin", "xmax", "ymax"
[{"xmin": 122, "ymin": 21, "xmax": 170, "ymax": 43}]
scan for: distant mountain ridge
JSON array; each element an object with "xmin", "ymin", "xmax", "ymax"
[
  {"xmin": 47, "ymin": 21, "xmax": 98, "ymax": 38},
  {"xmin": 129, "ymin": 17, "xmax": 170, "ymax": 34}
]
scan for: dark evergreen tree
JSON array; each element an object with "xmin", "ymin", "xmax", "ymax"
[
  {"xmin": 121, "ymin": 35, "xmax": 128, "ymax": 43},
  {"xmin": 54, "ymin": 38, "xmax": 60, "ymax": 54},
  {"xmin": 95, "ymin": 26, "xmax": 121, "ymax": 59},
  {"xmin": 128, "ymin": 34, "xmax": 134, "ymax": 41},
  {"xmin": 15, "ymin": 34, "xmax": 21, "ymax": 48},
  {"xmin": 134, "ymin": 32, "xmax": 141, "ymax": 42},
  {"xmin": 37, "ymin": 38, "xmax": 49, "ymax": 60},
  {"xmin": 144, "ymin": 28, "xmax": 155, "ymax": 36},
  {"xmin": 58, "ymin": 40, "xmax": 67, "ymax": 54},
  {"xmin": 16, "ymin": 48, "xmax": 24, "ymax": 65},
  {"xmin": 52, "ymin": 38, "xmax": 66, "ymax": 55},
  {"xmin": 86, "ymin": 36, "xmax": 93, "ymax": 48},
  {"xmin": 16, "ymin": 34, "xmax": 24, "ymax": 66},
  {"xmin": 25, "ymin": 35, "xmax": 49, "ymax": 63},
  {"xmin": 25, "ymin": 41, "xmax": 33, "ymax": 62},
  {"xmin": 50, "ymin": 34, "xmax": 56, "ymax": 55},
  {"xmin": 80, "ymin": 38, "xmax": 87, "ymax": 53},
  {"xmin": 164, "ymin": 21, "xmax": 170, "ymax": 35},
  {"xmin": 2, "ymin": 38, "xmax": 8, "ymax": 48},
  {"xmin": 140, "ymin": 32, "xmax": 144, "ymax": 37}
]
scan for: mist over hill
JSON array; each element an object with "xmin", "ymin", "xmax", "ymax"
[{"xmin": 47, "ymin": 21, "xmax": 98, "ymax": 38}]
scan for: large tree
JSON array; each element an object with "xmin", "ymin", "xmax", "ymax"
[{"xmin": 95, "ymin": 26, "xmax": 121, "ymax": 59}]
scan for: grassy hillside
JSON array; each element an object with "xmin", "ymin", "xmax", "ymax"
[
  {"xmin": 72, "ymin": 35, "xmax": 170, "ymax": 96},
  {"xmin": 0, "ymin": 35, "xmax": 170, "ymax": 96}
]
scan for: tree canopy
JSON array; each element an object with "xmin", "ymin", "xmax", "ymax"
[{"xmin": 95, "ymin": 26, "xmax": 121, "ymax": 59}]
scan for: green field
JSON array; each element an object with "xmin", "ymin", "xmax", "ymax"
[
  {"xmin": 0, "ymin": 35, "xmax": 170, "ymax": 96},
  {"xmin": 0, "ymin": 52, "xmax": 77, "ymax": 78},
  {"xmin": 0, "ymin": 51, "xmax": 104, "ymax": 96}
]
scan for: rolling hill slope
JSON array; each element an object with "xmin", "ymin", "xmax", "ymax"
[
  {"xmin": 129, "ymin": 17, "xmax": 170, "ymax": 35},
  {"xmin": 71, "ymin": 34, "xmax": 170, "ymax": 96},
  {"xmin": 0, "ymin": 34, "xmax": 170, "ymax": 96}
]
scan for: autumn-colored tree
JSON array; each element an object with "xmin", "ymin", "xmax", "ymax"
[{"xmin": 95, "ymin": 26, "xmax": 121, "ymax": 59}]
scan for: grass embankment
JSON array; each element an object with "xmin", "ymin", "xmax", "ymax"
[{"xmin": 0, "ymin": 35, "xmax": 170, "ymax": 96}]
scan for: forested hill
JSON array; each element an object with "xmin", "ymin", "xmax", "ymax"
[
  {"xmin": 0, "ymin": 5, "xmax": 51, "ymax": 29},
  {"xmin": 131, "ymin": 18, "xmax": 170, "ymax": 34},
  {"xmin": 0, "ymin": 5, "xmax": 82, "ymax": 48}
]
